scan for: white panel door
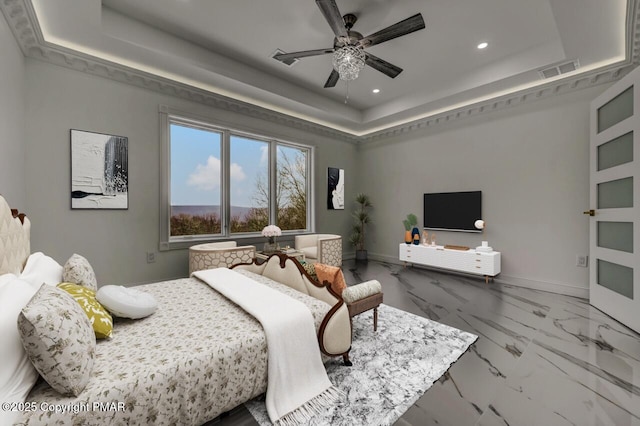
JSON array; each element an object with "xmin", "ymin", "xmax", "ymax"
[{"xmin": 589, "ymin": 66, "xmax": 640, "ymax": 333}]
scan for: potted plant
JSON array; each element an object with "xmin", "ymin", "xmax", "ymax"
[
  {"xmin": 349, "ymin": 193, "xmax": 372, "ymax": 261},
  {"xmin": 402, "ymin": 213, "xmax": 419, "ymax": 245}
]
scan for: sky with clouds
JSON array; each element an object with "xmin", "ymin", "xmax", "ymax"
[{"xmin": 170, "ymin": 124, "xmax": 268, "ymax": 207}]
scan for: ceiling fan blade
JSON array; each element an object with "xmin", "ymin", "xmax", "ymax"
[
  {"xmin": 365, "ymin": 53, "xmax": 403, "ymax": 78},
  {"xmin": 359, "ymin": 13, "xmax": 425, "ymax": 48},
  {"xmin": 324, "ymin": 69, "xmax": 340, "ymax": 88},
  {"xmin": 274, "ymin": 48, "xmax": 334, "ymax": 62},
  {"xmin": 315, "ymin": 0, "xmax": 348, "ymax": 39}
]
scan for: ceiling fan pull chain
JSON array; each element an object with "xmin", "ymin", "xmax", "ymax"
[{"xmin": 344, "ymin": 80, "xmax": 349, "ymax": 104}]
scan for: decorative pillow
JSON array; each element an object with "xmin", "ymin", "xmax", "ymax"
[
  {"xmin": 302, "ymin": 262, "xmax": 317, "ymax": 281},
  {"xmin": 18, "ymin": 285, "xmax": 96, "ymax": 396},
  {"xmin": 0, "ymin": 274, "xmax": 40, "ymax": 426},
  {"xmin": 19, "ymin": 252, "xmax": 63, "ymax": 287},
  {"xmin": 58, "ymin": 283, "xmax": 113, "ymax": 339},
  {"xmin": 96, "ymin": 285, "xmax": 158, "ymax": 319},
  {"xmin": 63, "ymin": 254, "xmax": 97, "ymax": 291},
  {"xmin": 314, "ymin": 263, "xmax": 347, "ymax": 296}
]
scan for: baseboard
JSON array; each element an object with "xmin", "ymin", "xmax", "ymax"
[
  {"xmin": 343, "ymin": 251, "xmax": 356, "ymax": 261},
  {"xmin": 494, "ymin": 275, "xmax": 589, "ymax": 299},
  {"xmin": 368, "ymin": 252, "xmax": 401, "ymax": 264},
  {"xmin": 365, "ymin": 252, "xmax": 589, "ymax": 299}
]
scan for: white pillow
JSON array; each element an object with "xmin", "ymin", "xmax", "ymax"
[
  {"xmin": 19, "ymin": 252, "xmax": 63, "ymax": 287},
  {"xmin": 96, "ymin": 285, "xmax": 158, "ymax": 319},
  {"xmin": 0, "ymin": 274, "xmax": 40, "ymax": 426}
]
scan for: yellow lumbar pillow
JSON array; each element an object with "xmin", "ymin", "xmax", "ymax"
[{"xmin": 57, "ymin": 282, "xmax": 113, "ymax": 339}]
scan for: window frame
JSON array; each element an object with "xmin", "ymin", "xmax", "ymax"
[{"xmin": 159, "ymin": 105, "xmax": 315, "ymax": 250}]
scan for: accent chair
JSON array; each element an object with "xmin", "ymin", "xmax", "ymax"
[
  {"xmin": 189, "ymin": 241, "xmax": 256, "ymax": 274},
  {"xmin": 294, "ymin": 234, "xmax": 342, "ymax": 267}
]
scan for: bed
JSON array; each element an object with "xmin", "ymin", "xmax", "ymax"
[{"xmin": 0, "ymin": 195, "xmax": 352, "ymax": 425}]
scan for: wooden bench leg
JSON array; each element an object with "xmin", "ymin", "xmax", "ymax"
[
  {"xmin": 373, "ymin": 306, "xmax": 378, "ymax": 332},
  {"xmin": 343, "ymin": 353, "xmax": 353, "ymax": 366}
]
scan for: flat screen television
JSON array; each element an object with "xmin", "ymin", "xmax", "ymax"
[{"xmin": 423, "ymin": 191, "xmax": 482, "ymax": 232}]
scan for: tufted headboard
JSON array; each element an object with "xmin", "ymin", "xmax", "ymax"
[{"xmin": 0, "ymin": 195, "xmax": 31, "ymax": 275}]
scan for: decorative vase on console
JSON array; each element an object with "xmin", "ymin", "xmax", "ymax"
[
  {"xmin": 261, "ymin": 225, "xmax": 282, "ymax": 254},
  {"xmin": 411, "ymin": 227, "xmax": 420, "ymax": 245},
  {"xmin": 402, "ymin": 213, "xmax": 419, "ymax": 245},
  {"xmin": 404, "ymin": 230, "xmax": 412, "ymax": 245},
  {"xmin": 422, "ymin": 230, "xmax": 429, "ymax": 245}
]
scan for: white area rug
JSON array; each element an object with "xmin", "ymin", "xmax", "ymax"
[{"xmin": 245, "ymin": 304, "xmax": 478, "ymax": 426}]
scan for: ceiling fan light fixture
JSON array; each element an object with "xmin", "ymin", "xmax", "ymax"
[{"xmin": 332, "ymin": 45, "xmax": 366, "ymax": 81}]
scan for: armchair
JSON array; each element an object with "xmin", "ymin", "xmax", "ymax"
[
  {"xmin": 294, "ymin": 234, "xmax": 342, "ymax": 267},
  {"xmin": 189, "ymin": 242, "xmax": 256, "ymax": 274}
]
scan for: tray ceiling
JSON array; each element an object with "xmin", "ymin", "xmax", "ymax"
[{"xmin": 3, "ymin": 0, "xmax": 636, "ymax": 139}]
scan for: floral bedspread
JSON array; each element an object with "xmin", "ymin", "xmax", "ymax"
[{"xmin": 16, "ymin": 270, "xmax": 331, "ymax": 426}]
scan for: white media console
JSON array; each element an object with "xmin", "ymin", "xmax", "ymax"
[{"xmin": 399, "ymin": 243, "xmax": 501, "ymax": 283}]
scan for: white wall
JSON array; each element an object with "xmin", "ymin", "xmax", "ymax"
[
  {"xmin": 357, "ymin": 86, "xmax": 608, "ymax": 297},
  {"xmin": 24, "ymin": 59, "xmax": 359, "ymax": 285},
  {"xmin": 0, "ymin": 14, "xmax": 26, "ymax": 208}
]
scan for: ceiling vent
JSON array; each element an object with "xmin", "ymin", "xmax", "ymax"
[
  {"xmin": 538, "ymin": 60, "xmax": 580, "ymax": 79},
  {"xmin": 271, "ymin": 49, "xmax": 299, "ymax": 67}
]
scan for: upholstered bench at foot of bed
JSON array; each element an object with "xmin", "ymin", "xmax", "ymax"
[
  {"xmin": 342, "ymin": 280, "xmax": 383, "ymax": 331},
  {"xmin": 232, "ymin": 254, "xmax": 353, "ymax": 365}
]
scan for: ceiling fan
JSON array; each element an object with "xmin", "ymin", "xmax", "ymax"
[{"xmin": 274, "ymin": 0, "xmax": 426, "ymax": 88}]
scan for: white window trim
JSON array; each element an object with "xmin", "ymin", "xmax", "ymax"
[{"xmin": 159, "ymin": 105, "xmax": 315, "ymax": 251}]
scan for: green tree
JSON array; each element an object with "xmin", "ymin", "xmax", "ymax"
[{"xmin": 170, "ymin": 213, "xmax": 221, "ymax": 236}]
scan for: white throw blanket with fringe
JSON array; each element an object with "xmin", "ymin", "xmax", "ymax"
[{"xmin": 193, "ymin": 268, "xmax": 341, "ymax": 425}]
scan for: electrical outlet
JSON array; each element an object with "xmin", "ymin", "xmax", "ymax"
[
  {"xmin": 146, "ymin": 252, "xmax": 156, "ymax": 264},
  {"xmin": 576, "ymin": 255, "xmax": 588, "ymax": 268}
]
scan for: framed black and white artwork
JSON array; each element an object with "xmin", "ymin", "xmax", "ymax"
[
  {"xmin": 327, "ymin": 167, "xmax": 344, "ymax": 210},
  {"xmin": 71, "ymin": 129, "xmax": 129, "ymax": 209}
]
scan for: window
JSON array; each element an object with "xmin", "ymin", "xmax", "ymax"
[
  {"xmin": 230, "ymin": 135, "xmax": 269, "ymax": 233},
  {"xmin": 277, "ymin": 145, "xmax": 308, "ymax": 231},
  {"xmin": 170, "ymin": 123, "xmax": 222, "ymax": 237},
  {"xmin": 160, "ymin": 108, "xmax": 314, "ymax": 249}
]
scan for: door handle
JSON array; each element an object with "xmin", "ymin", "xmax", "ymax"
[{"xmin": 583, "ymin": 209, "xmax": 595, "ymax": 216}]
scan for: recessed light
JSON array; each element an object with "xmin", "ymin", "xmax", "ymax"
[
  {"xmin": 477, "ymin": 42, "xmax": 488, "ymax": 49},
  {"xmin": 372, "ymin": 89, "xmax": 380, "ymax": 94}
]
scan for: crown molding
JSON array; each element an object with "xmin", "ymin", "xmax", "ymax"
[
  {"xmin": 0, "ymin": 0, "xmax": 361, "ymax": 144},
  {"xmin": 360, "ymin": 0, "xmax": 640, "ymax": 142},
  {"xmin": 359, "ymin": 62, "xmax": 634, "ymax": 142},
  {"xmin": 2, "ymin": 0, "xmax": 639, "ymax": 144}
]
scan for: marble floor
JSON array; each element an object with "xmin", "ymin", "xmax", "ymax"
[{"xmin": 210, "ymin": 260, "xmax": 640, "ymax": 426}]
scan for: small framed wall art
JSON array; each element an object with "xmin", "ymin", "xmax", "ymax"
[
  {"xmin": 70, "ymin": 129, "xmax": 129, "ymax": 209},
  {"xmin": 327, "ymin": 167, "xmax": 344, "ymax": 210}
]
